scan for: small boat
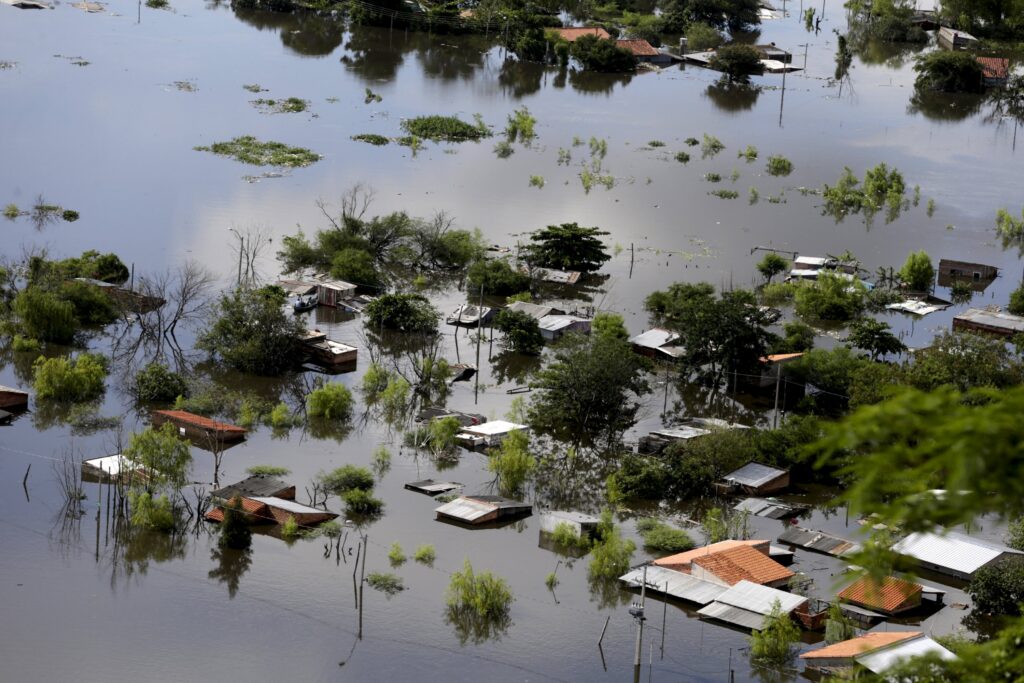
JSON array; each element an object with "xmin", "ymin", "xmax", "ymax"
[
  {"xmin": 446, "ymin": 304, "xmax": 493, "ymax": 326},
  {"xmin": 293, "ymin": 294, "xmax": 318, "ymax": 313}
]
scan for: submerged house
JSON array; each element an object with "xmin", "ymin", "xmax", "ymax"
[
  {"xmin": 938, "ymin": 26, "xmax": 978, "ymax": 49},
  {"xmin": 210, "ymin": 475, "xmax": 296, "ymax": 502},
  {"xmin": 629, "ymin": 327, "xmax": 685, "ymax": 361},
  {"xmin": 455, "ymin": 420, "xmax": 527, "ymax": 447},
  {"xmin": 206, "ymin": 496, "xmax": 338, "ymax": 527},
  {"xmin": 616, "ymin": 39, "xmax": 673, "ymax": 64},
  {"xmin": 539, "ymin": 510, "xmax": 601, "ymax": 542},
  {"xmin": 435, "ymin": 495, "xmax": 532, "ymax": 525},
  {"xmin": 697, "ymin": 580, "xmax": 808, "ymax": 630},
  {"xmin": 404, "ymin": 479, "xmax": 462, "ymax": 496},
  {"xmin": 687, "ymin": 544, "xmax": 794, "ymax": 588},
  {"xmin": 733, "ymin": 497, "xmax": 807, "ymax": 520},
  {"xmin": 800, "ymin": 631, "xmax": 931, "ymax": 672},
  {"xmin": 619, "ymin": 564, "xmax": 728, "ymax": 606},
  {"xmin": 639, "ymin": 418, "xmax": 748, "ymax": 454},
  {"xmin": 893, "ymin": 530, "xmax": 1024, "ymax": 581},
  {"xmin": 505, "ymin": 301, "xmax": 566, "ymax": 320},
  {"xmin": 837, "ymin": 575, "xmax": 925, "ymax": 616},
  {"xmin": 538, "ymin": 314, "xmax": 592, "ymax": 341},
  {"xmin": 301, "ymin": 329, "xmax": 357, "ymax": 367},
  {"xmin": 152, "ymin": 409, "xmax": 247, "ymax": 444},
  {"xmin": 953, "ymin": 308, "xmax": 1024, "ymax": 338},
  {"xmin": 937, "ymin": 259, "xmax": 998, "ymax": 290},
  {"xmin": 416, "ymin": 406, "xmax": 486, "ymax": 427},
  {"xmin": 82, "ymin": 454, "xmax": 150, "ymax": 484},
  {"xmin": 777, "ymin": 525, "xmax": 860, "ymax": 557},
  {"xmin": 652, "ymin": 539, "xmax": 795, "ymax": 571},
  {"xmin": 553, "ymin": 26, "xmax": 611, "ymax": 42},
  {"xmin": 716, "ymin": 462, "xmax": 789, "ymax": 495},
  {"xmin": 0, "ymin": 385, "xmax": 29, "ymax": 412},
  {"xmin": 315, "ymin": 277, "xmax": 358, "ymax": 308}
]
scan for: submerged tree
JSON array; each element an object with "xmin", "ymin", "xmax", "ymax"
[
  {"xmin": 197, "ymin": 285, "xmax": 304, "ymax": 375},
  {"xmin": 523, "ymin": 223, "xmax": 611, "ymax": 273},
  {"xmin": 749, "ymin": 599, "xmax": 800, "ymax": 666},
  {"xmin": 445, "ymin": 559, "xmax": 513, "ymax": 645}
]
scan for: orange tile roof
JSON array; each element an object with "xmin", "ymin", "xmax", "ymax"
[
  {"xmin": 761, "ymin": 353, "xmax": 805, "ymax": 363},
  {"xmin": 616, "ymin": 39, "xmax": 660, "ymax": 56},
  {"xmin": 800, "ymin": 632, "xmax": 921, "ymax": 659},
  {"xmin": 653, "ymin": 540, "xmax": 767, "ymax": 571},
  {"xmin": 691, "ymin": 544, "xmax": 794, "ymax": 586},
  {"xmin": 205, "ymin": 496, "xmax": 269, "ymax": 522},
  {"xmin": 977, "ymin": 57, "xmax": 1009, "ymax": 80},
  {"xmin": 154, "ymin": 409, "xmax": 246, "ymax": 434},
  {"xmin": 838, "ymin": 576, "xmax": 922, "ymax": 613},
  {"xmin": 555, "ymin": 27, "xmax": 611, "ymax": 42}
]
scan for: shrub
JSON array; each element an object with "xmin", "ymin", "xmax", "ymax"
[
  {"xmin": 320, "ymin": 465, "xmax": 374, "ymax": 495},
  {"xmin": 550, "ymin": 521, "xmax": 591, "ymax": 549},
  {"xmin": 710, "ymin": 44, "xmax": 764, "ymax": 81},
  {"xmin": 750, "ymin": 599, "xmax": 800, "ymax": 665},
  {"xmin": 588, "ymin": 514, "xmax": 636, "ymax": 580},
  {"xmin": 824, "ymin": 601, "xmax": 858, "ymax": 644},
  {"xmin": 637, "ymin": 519, "xmax": 695, "ymax": 552},
  {"xmin": 246, "ymin": 465, "xmax": 291, "ymax": 477},
  {"xmin": 794, "ymin": 273, "xmax": 866, "ymax": 321},
  {"xmin": 60, "ymin": 281, "xmax": 119, "ymax": 325},
  {"xmin": 686, "ymin": 22, "xmax": 723, "ymax": 51},
  {"xmin": 570, "ymin": 35, "xmax": 636, "ymax": 72},
  {"xmin": 218, "ymin": 498, "xmax": 253, "ymax": 549},
  {"xmin": 545, "ymin": 572, "xmax": 559, "ymax": 589},
  {"xmin": 33, "ymin": 353, "xmax": 108, "ymax": 401},
  {"xmin": 467, "ymin": 258, "xmax": 531, "ymax": 296},
  {"xmin": 388, "ymin": 542, "xmax": 407, "ymax": 566},
  {"xmin": 307, "ymin": 383, "xmax": 353, "ymax": 421},
  {"xmin": 674, "ymin": 151, "xmax": 690, "ymax": 163},
  {"xmin": 364, "ymin": 293, "xmax": 439, "ymax": 333},
  {"xmin": 766, "ymin": 155, "xmax": 793, "ymax": 177},
  {"xmin": 1008, "ymin": 518, "xmax": 1024, "ymax": 551},
  {"xmin": 352, "ymin": 133, "xmax": 390, "ymax": 146},
  {"xmin": 12, "ymin": 335, "xmax": 40, "ymax": 352},
  {"xmin": 281, "ymin": 515, "xmax": 300, "ymax": 539},
  {"xmin": 267, "ymin": 402, "xmax": 293, "ymax": 429},
  {"xmin": 898, "ymin": 250, "xmax": 935, "ymax": 291},
  {"xmin": 914, "ymin": 51, "xmax": 984, "ymax": 93},
  {"xmin": 401, "ymin": 115, "xmax": 490, "ymax": 142},
  {"xmin": 414, "ymin": 544, "xmax": 436, "ymax": 565},
  {"xmin": 132, "ymin": 363, "xmax": 188, "ymax": 403},
  {"xmin": 12, "ymin": 288, "xmax": 76, "ymax": 344},
  {"xmin": 487, "ymin": 429, "xmax": 536, "ymax": 496},
  {"xmin": 967, "ymin": 558, "xmax": 1024, "ymax": 615},
  {"xmin": 62, "ymin": 209, "xmax": 80, "ymax": 222},
  {"xmin": 504, "ymin": 106, "xmax": 536, "ymax": 144},
  {"xmin": 446, "ymin": 559, "xmax": 513, "ymax": 619},
  {"xmin": 367, "ymin": 572, "xmax": 405, "ymax": 595},
  {"xmin": 342, "ymin": 488, "xmax": 383, "ymax": 515},
  {"xmin": 129, "ymin": 491, "xmax": 175, "ymax": 531},
  {"xmin": 701, "ymin": 134, "xmax": 725, "ymax": 158},
  {"xmin": 371, "ymin": 445, "xmax": 392, "ymax": 478},
  {"xmin": 739, "ymin": 145, "xmax": 758, "ymax": 161},
  {"xmin": 757, "ymin": 253, "xmax": 789, "ymax": 282}
]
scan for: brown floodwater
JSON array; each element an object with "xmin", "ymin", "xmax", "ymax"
[{"xmin": 0, "ymin": 0, "xmax": 1020, "ymax": 680}]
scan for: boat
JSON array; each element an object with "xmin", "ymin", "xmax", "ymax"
[
  {"xmin": 293, "ymin": 294, "xmax": 318, "ymax": 313},
  {"xmin": 446, "ymin": 304, "xmax": 494, "ymax": 326}
]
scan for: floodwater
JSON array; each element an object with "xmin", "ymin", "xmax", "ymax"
[{"xmin": 0, "ymin": 0, "xmax": 1020, "ymax": 681}]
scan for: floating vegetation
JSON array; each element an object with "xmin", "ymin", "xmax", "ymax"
[
  {"xmin": 494, "ymin": 140, "xmax": 514, "ymax": 158},
  {"xmin": 710, "ymin": 189, "xmax": 740, "ymax": 199},
  {"xmin": 767, "ymin": 194, "xmax": 787, "ymax": 204},
  {"xmin": 674, "ymin": 151, "xmax": 690, "ymax": 163},
  {"xmin": 749, "ymin": 187, "xmax": 760, "ymax": 204},
  {"xmin": 545, "ymin": 572, "xmax": 559, "ymax": 589},
  {"xmin": 821, "ymin": 163, "xmax": 906, "ymax": 223},
  {"xmin": 705, "ymin": 172, "xmax": 722, "ymax": 183},
  {"xmin": 71, "ymin": 60, "xmax": 90, "ymax": 67},
  {"xmin": 414, "ymin": 544, "xmax": 436, "ymax": 565},
  {"xmin": 397, "ymin": 135, "xmax": 423, "ymax": 156},
  {"xmin": 557, "ymin": 148, "xmax": 571, "ymax": 165},
  {"xmin": 926, "ymin": 198, "xmax": 936, "ymax": 217},
  {"xmin": 146, "ymin": 0, "xmax": 169, "ymax": 9},
  {"xmin": 589, "ymin": 136, "xmax": 608, "ymax": 159},
  {"xmin": 949, "ymin": 280, "xmax": 974, "ymax": 304},
  {"xmin": 0, "ymin": 61, "xmax": 16, "ymax": 70},
  {"xmin": 730, "ymin": 168, "xmax": 741, "ymax": 182},
  {"xmin": 505, "ymin": 106, "xmax": 536, "ymax": 145},
  {"xmin": 62, "ymin": 209, "xmax": 79, "ymax": 222},
  {"xmin": 996, "ymin": 207, "xmax": 1024, "ymax": 248},
  {"xmin": 366, "ymin": 572, "xmax": 405, "ymax": 596},
  {"xmin": 242, "ymin": 83, "xmax": 265, "ymax": 93},
  {"xmin": 194, "ymin": 136, "xmax": 320, "ymax": 167},
  {"xmin": 170, "ymin": 80, "xmax": 196, "ymax": 92},
  {"xmin": 648, "ymin": 140, "xmax": 666, "ymax": 147},
  {"xmin": 572, "ymin": 135, "xmax": 583, "ymax": 146},
  {"xmin": 364, "ymin": 87, "xmax": 382, "ymax": 103},
  {"xmin": 580, "ymin": 160, "xmax": 615, "ymax": 193},
  {"xmin": 739, "ymin": 145, "xmax": 758, "ymax": 162},
  {"xmin": 388, "ymin": 542, "xmax": 407, "ymax": 566},
  {"xmin": 684, "ymin": 137, "xmax": 699, "ymax": 146},
  {"xmin": 325, "ymin": 96, "xmax": 339, "ymax": 103},
  {"xmin": 529, "ymin": 175, "xmax": 545, "ymax": 189},
  {"xmin": 251, "ymin": 97, "xmax": 309, "ymax": 114},
  {"xmin": 912, "ymin": 185, "xmax": 921, "ymax": 207},
  {"xmin": 701, "ymin": 134, "xmax": 725, "ymax": 158},
  {"xmin": 766, "ymin": 154, "xmax": 794, "ymax": 177},
  {"xmin": 352, "ymin": 133, "xmax": 390, "ymax": 146},
  {"xmin": 401, "ymin": 114, "xmax": 490, "ymax": 142},
  {"xmin": 3, "ymin": 203, "xmax": 22, "ymax": 219}
]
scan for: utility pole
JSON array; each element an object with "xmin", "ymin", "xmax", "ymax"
[
  {"xmin": 631, "ymin": 565, "xmax": 648, "ymax": 683},
  {"xmin": 772, "ymin": 361, "xmax": 782, "ymax": 428},
  {"xmin": 474, "ymin": 283, "xmax": 483, "ymax": 404}
]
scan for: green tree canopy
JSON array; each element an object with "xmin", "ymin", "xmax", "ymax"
[
  {"xmin": 198, "ymin": 286, "xmax": 305, "ymax": 375},
  {"xmin": 709, "ymin": 44, "xmax": 764, "ymax": 81},
  {"xmin": 494, "ymin": 309, "xmax": 544, "ymax": 355},
  {"xmin": 569, "ymin": 35, "xmax": 637, "ymax": 72},
  {"xmin": 898, "ymin": 250, "xmax": 935, "ymax": 291},
  {"xmin": 124, "ymin": 423, "xmax": 193, "ymax": 493},
  {"xmin": 913, "ymin": 51, "xmax": 984, "ymax": 93},
  {"xmin": 845, "ymin": 319, "xmax": 906, "ymax": 360},
  {"xmin": 524, "ymin": 223, "xmax": 611, "ymax": 273},
  {"xmin": 364, "ymin": 293, "xmax": 439, "ymax": 333}
]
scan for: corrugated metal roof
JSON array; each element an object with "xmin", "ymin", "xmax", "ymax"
[
  {"xmin": 696, "ymin": 602, "xmax": 769, "ymax": 630},
  {"xmin": 854, "ymin": 635, "xmax": 956, "ymax": 673},
  {"xmin": 506, "ymin": 301, "xmax": 561, "ymax": 320},
  {"xmin": 212, "ymin": 475, "xmax": 291, "ymax": 500},
  {"xmin": 405, "ymin": 479, "xmax": 461, "ymax": 495},
  {"xmin": 542, "ymin": 510, "xmax": 600, "ymax": 525},
  {"xmin": 538, "ymin": 315, "xmax": 590, "ymax": 332},
  {"xmin": 620, "ymin": 565, "xmax": 727, "ymax": 605},
  {"xmin": 629, "ymin": 328, "xmax": 679, "ymax": 349},
  {"xmin": 894, "ymin": 531, "xmax": 1022, "ymax": 575},
  {"xmin": 709, "ymin": 580, "xmax": 807, "ymax": 615},
  {"xmin": 801, "ymin": 632, "xmax": 921, "ymax": 660},
  {"xmin": 435, "ymin": 497, "xmax": 495, "ymax": 522},
  {"xmin": 724, "ymin": 463, "xmax": 787, "ymax": 488},
  {"xmin": 777, "ymin": 526, "xmax": 860, "ymax": 556},
  {"xmin": 652, "ymin": 425, "xmax": 711, "ymax": 440},
  {"xmin": 734, "ymin": 498, "xmax": 802, "ymax": 519},
  {"xmin": 250, "ymin": 496, "xmax": 326, "ymax": 515},
  {"xmin": 459, "ymin": 420, "xmax": 527, "ymax": 436},
  {"xmin": 954, "ymin": 308, "xmax": 1024, "ymax": 333}
]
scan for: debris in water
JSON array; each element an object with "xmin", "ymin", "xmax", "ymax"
[
  {"xmin": 170, "ymin": 80, "xmax": 197, "ymax": 92},
  {"xmin": 70, "ymin": 1, "xmax": 104, "ymax": 11}
]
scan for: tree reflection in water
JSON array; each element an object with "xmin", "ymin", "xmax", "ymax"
[
  {"xmin": 705, "ymin": 76, "xmax": 761, "ymax": 113},
  {"xmin": 208, "ymin": 545, "xmax": 254, "ymax": 599}
]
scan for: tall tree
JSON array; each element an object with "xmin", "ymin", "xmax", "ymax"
[{"xmin": 523, "ymin": 223, "xmax": 611, "ymax": 273}]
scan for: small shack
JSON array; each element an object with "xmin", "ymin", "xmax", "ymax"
[
  {"xmin": 446, "ymin": 304, "xmax": 494, "ymax": 326},
  {"xmin": 953, "ymin": 308, "xmax": 1024, "ymax": 338},
  {"xmin": 315, "ymin": 277, "xmax": 358, "ymax": 308},
  {"xmin": 837, "ymin": 575, "xmax": 923, "ymax": 616},
  {"xmin": 716, "ymin": 462, "xmax": 789, "ymax": 495},
  {"xmin": 151, "ymin": 409, "xmax": 247, "ymax": 444},
  {"xmin": 734, "ymin": 497, "xmax": 807, "ymax": 520},
  {"xmin": 938, "ymin": 26, "xmax": 978, "ymax": 49},
  {"xmin": 539, "ymin": 510, "xmax": 601, "ymax": 542},
  {"xmin": 800, "ymin": 631, "xmax": 924, "ymax": 672},
  {"xmin": 629, "ymin": 327, "xmax": 685, "ymax": 361},
  {"xmin": 456, "ymin": 420, "xmax": 527, "ymax": 447},
  {"xmin": 0, "ymin": 385, "xmax": 29, "ymax": 412},
  {"xmin": 538, "ymin": 315, "xmax": 592, "ymax": 341},
  {"xmin": 553, "ymin": 26, "xmax": 611, "ymax": 42},
  {"xmin": 211, "ymin": 475, "xmax": 295, "ymax": 502},
  {"xmin": 81, "ymin": 454, "xmax": 149, "ymax": 484},
  {"xmin": 937, "ymin": 259, "xmax": 997, "ymax": 290},
  {"xmin": 616, "ymin": 39, "xmax": 673, "ymax": 64},
  {"xmin": 435, "ymin": 495, "xmax": 532, "ymax": 525},
  {"xmin": 697, "ymin": 580, "xmax": 808, "ymax": 630},
  {"xmin": 619, "ymin": 565, "xmax": 727, "ymax": 605},
  {"xmin": 301, "ymin": 330, "xmax": 357, "ymax": 367},
  {"xmin": 206, "ymin": 496, "xmax": 338, "ymax": 527},
  {"xmin": 755, "ymin": 43, "xmax": 792, "ymax": 63},
  {"xmin": 404, "ymin": 479, "xmax": 462, "ymax": 496},
  {"xmin": 777, "ymin": 525, "xmax": 860, "ymax": 557},
  {"xmin": 893, "ymin": 530, "xmax": 1024, "ymax": 581}
]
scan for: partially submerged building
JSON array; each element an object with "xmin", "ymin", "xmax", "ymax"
[
  {"xmin": 733, "ymin": 497, "xmax": 807, "ymax": 520},
  {"xmin": 953, "ymin": 308, "xmax": 1024, "ymax": 338},
  {"xmin": 652, "ymin": 540, "xmax": 794, "ymax": 572},
  {"xmin": 937, "ymin": 258, "xmax": 998, "ymax": 290},
  {"xmin": 0, "ymin": 385, "xmax": 29, "ymax": 412},
  {"xmin": 716, "ymin": 462, "xmax": 789, "ymax": 495},
  {"xmin": 697, "ymin": 580, "xmax": 808, "ymax": 630},
  {"xmin": 938, "ymin": 25, "xmax": 978, "ymax": 49},
  {"xmin": 628, "ymin": 327, "xmax": 685, "ymax": 361},
  {"xmin": 205, "ymin": 476, "xmax": 337, "ymax": 527},
  {"xmin": 837, "ymin": 575, "xmax": 925, "ymax": 616},
  {"xmin": 539, "ymin": 510, "xmax": 601, "ymax": 542},
  {"xmin": 416, "ymin": 406, "xmax": 486, "ymax": 427},
  {"xmin": 81, "ymin": 454, "xmax": 149, "ymax": 484},
  {"xmin": 616, "ymin": 39, "xmax": 673, "ymax": 64},
  {"xmin": 619, "ymin": 564, "xmax": 727, "ymax": 606},
  {"xmin": 800, "ymin": 631, "xmax": 931, "ymax": 672},
  {"xmin": 210, "ymin": 475, "xmax": 295, "ymax": 503},
  {"xmin": 893, "ymin": 530, "xmax": 1024, "ymax": 581},
  {"xmin": 301, "ymin": 329, "xmax": 357, "ymax": 367},
  {"xmin": 538, "ymin": 314, "xmax": 592, "ymax": 341},
  {"xmin": 455, "ymin": 420, "xmax": 527, "ymax": 447},
  {"xmin": 435, "ymin": 495, "xmax": 532, "ymax": 525},
  {"xmin": 405, "ymin": 479, "xmax": 462, "ymax": 496},
  {"xmin": 152, "ymin": 409, "xmax": 247, "ymax": 444},
  {"xmin": 687, "ymin": 544, "xmax": 794, "ymax": 588},
  {"xmin": 777, "ymin": 525, "xmax": 860, "ymax": 557},
  {"xmin": 553, "ymin": 26, "xmax": 611, "ymax": 42},
  {"xmin": 639, "ymin": 418, "xmax": 748, "ymax": 454}
]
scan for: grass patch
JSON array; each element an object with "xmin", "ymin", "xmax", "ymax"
[
  {"xmin": 529, "ymin": 175, "xmax": 545, "ymax": 189},
  {"xmin": 648, "ymin": 139, "xmax": 665, "ymax": 147},
  {"xmin": 766, "ymin": 154, "xmax": 794, "ymax": 177},
  {"xmin": 414, "ymin": 544, "xmax": 436, "ymax": 565},
  {"xmin": 352, "ymin": 133, "xmax": 390, "ymax": 146},
  {"xmin": 701, "ymin": 134, "xmax": 725, "ymax": 158},
  {"xmin": 366, "ymin": 572, "xmax": 405, "ymax": 595},
  {"xmin": 194, "ymin": 136, "xmax": 320, "ymax": 167},
  {"xmin": 557, "ymin": 148, "xmax": 571, "ymax": 165},
  {"xmin": 62, "ymin": 209, "xmax": 79, "ymax": 222},
  {"xmin": 674, "ymin": 151, "xmax": 690, "ymax": 163},
  {"xmin": 684, "ymin": 137, "xmax": 699, "ymax": 146},
  {"xmin": 730, "ymin": 168, "xmax": 740, "ymax": 182},
  {"xmin": 12, "ymin": 335, "xmax": 40, "ymax": 352},
  {"xmin": 749, "ymin": 187, "xmax": 760, "ymax": 204},
  {"xmin": 710, "ymin": 189, "xmax": 740, "ymax": 199},
  {"xmin": 401, "ymin": 114, "xmax": 490, "ymax": 142},
  {"xmin": 251, "ymin": 97, "xmax": 309, "ymax": 114}
]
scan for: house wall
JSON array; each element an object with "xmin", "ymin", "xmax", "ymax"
[
  {"xmin": 750, "ymin": 471, "xmax": 790, "ymax": 495},
  {"xmin": 0, "ymin": 391, "xmax": 29, "ymax": 410}
]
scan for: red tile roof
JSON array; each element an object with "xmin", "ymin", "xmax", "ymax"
[
  {"xmin": 838, "ymin": 576, "xmax": 922, "ymax": 613},
  {"xmin": 554, "ymin": 27, "xmax": 611, "ymax": 42},
  {"xmin": 205, "ymin": 496, "xmax": 270, "ymax": 523},
  {"xmin": 153, "ymin": 409, "xmax": 246, "ymax": 434},
  {"xmin": 800, "ymin": 631, "xmax": 921, "ymax": 659},
  {"xmin": 653, "ymin": 540, "xmax": 767, "ymax": 571},
  {"xmin": 977, "ymin": 57, "xmax": 1009, "ymax": 80},
  {"xmin": 616, "ymin": 39, "xmax": 660, "ymax": 57},
  {"xmin": 691, "ymin": 544, "xmax": 794, "ymax": 586}
]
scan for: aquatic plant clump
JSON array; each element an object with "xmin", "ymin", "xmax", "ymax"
[
  {"xmin": 352, "ymin": 134, "xmax": 390, "ymax": 146},
  {"xmin": 766, "ymin": 154, "xmax": 794, "ymax": 177},
  {"xmin": 251, "ymin": 97, "xmax": 309, "ymax": 114},
  {"xmin": 367, "ymin": 572, "xmax": 404, "ymax": 595},
  {"xmin": 401, "ymin": 114, "xmax": 490, "ymax": 142},
  {"xmin": 194, "ymin": 136, "xmax": 320, "ymax": 167}
]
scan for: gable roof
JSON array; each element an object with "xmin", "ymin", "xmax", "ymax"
[
  {"xmin": 653, "ymin": 540, "xmax": 767, "ymax": 569},
  {"xmin": 894, "ymin": 531, "xmax": 1023, "ymax": 575},
  {"xmin": 691, "ymin": 544, "xmax": 794, "ymax": 586},
  {"xmin": 838, "ymin": 576, "xmax": 921, "ymax": 613},
  {"xmin": 800, "ymin": 632, "xmax": 922, "ymax": 660},
  {"xmin": 616, "ymin": 39, "xmax": 659, "ymax": 56},
  {"xmin": 554, "ymin": 26, "xmax": 610, "ymax": 41},
  {"xmin": 724, "ymin": 462, "xmax": 787, "ymax": 487},
  {"xmin": 152, "ymin": 409, "xmax": 247, "ymax": 435},
  {"xmin": 855, "ymin": 635, "xmax": 956, "ymax": 673}
]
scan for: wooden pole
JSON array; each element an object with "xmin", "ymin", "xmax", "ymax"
[
  {"xmin": 660, "ymin": 583, "xmax": 668, "ymax": 658},
  {"xmin": 598, "ymin": 615, "xmax": 611, "ymax": 647},
  {"xmin": 358, "ymin": 535, "xmax": 368, "ymax": 639},
  {"xmin": 474, "ymin": 283, "xmax": 483, "ymax": 405}
]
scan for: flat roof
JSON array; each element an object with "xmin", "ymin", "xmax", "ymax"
[
  {"xmin": 724, "ymin": 462, "xmax": 787, "ymax": 488},
  {"xmin": 460, "ymin": 420, "xmax": 527, "ymax": 436}
]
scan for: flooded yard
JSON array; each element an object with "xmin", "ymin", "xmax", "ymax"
[{"xmin": 0, "ymin": 0, "xmax": 1020, "ymax": 680}]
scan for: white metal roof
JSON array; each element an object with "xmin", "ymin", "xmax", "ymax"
[
  {"xmin": 629, "ymin": 328, "xmax": 679, "ymax": 349},
  {"xmin": 83, "ymin": 454, "xmax": 135, "ymax": 476},
  {"xmin": 250, "ymin": 496, "xmax": 326, "ymax": 515},
  {"xmin": 459, "ymin": 420, "xmax": 527, "ymax": 436},
  {"xmin": 894, "ymin": 531, "xmax": 1022, "ymax": 575},
  {"xmin": 435, "ymin": 497, "xmax": 495, "ymax": 522},
  {"xmin": 506, "ymin": 301, "xmax": 558, "ymax": 320},
  {"xmin": 724, "ymin": 463, "xmax": 787, "ymax": 488},
  {"xmin": 620, "ymin": 565, "xmax": 727, "ymax": 606},
  {"xmin": 955, "ymin": 308, "xmax": 1024, "ymax": 333},
  {"xmin": 0, "ymin": 385, "xmax": 28, "ymax": 395},
  {"xmin": 710, "ymin": 580, "xmax": 807, "ymax": 615},
  {"xmin": 794, "ymin": 256, "xmax": 829, "ymax": 267},
  {"xmin": 887, "ymin": 300, "xmax": 945, "ymax": 316},
  {"xmin": 854, "ymin": 635, "xmax": 956, "ymax": 674},
  {"xmin": 696, "ymin": 602, "xmax": 768, "ymax": 630},
  {"xmin": 538, "ymin": 315, "xmax": 589, "ymax": 332}
]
